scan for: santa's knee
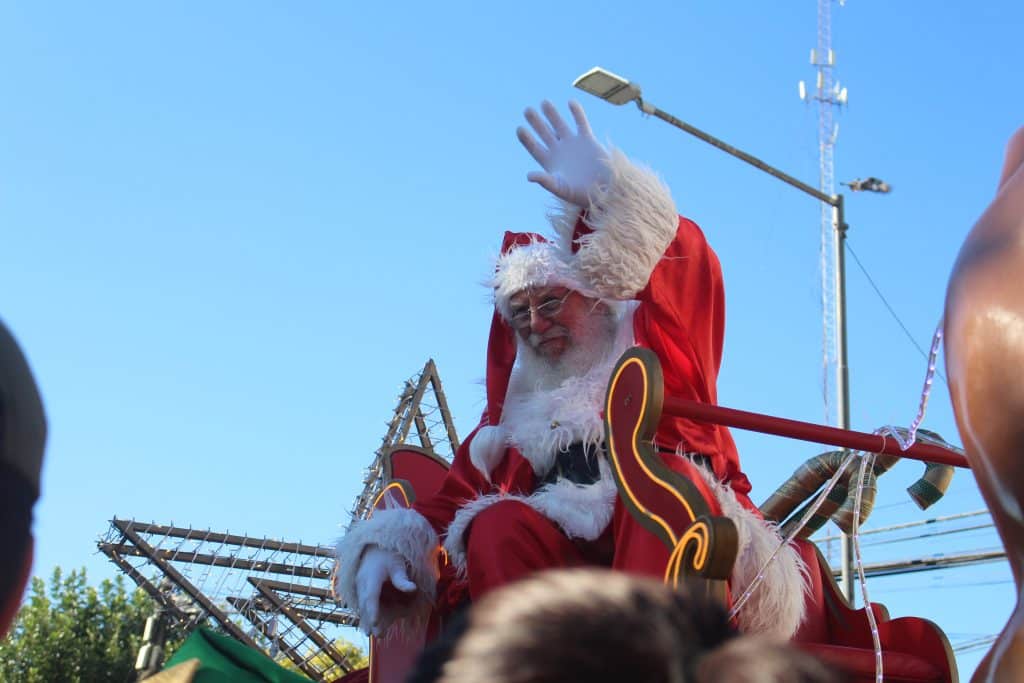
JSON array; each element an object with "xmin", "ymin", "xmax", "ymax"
[
  {"xmin": 466, "ymin": 500, "xmax": 545, "ymax": 550},
  {"xmin": 463, "ymin": 500, "xmax": 577, "ymax": 593}
]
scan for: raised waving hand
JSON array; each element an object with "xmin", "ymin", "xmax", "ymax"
[{"xmin": 517, "ymin": 100, "xmax": 610, "ymax": 208}]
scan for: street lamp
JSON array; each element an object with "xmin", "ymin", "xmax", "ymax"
[
  {"xmin": 844, "ymin": 177, "xmax": 892, "ymax": 194},
  {"xmin": 574, "ymin": 67, "xmax": 838, "ymax": 205},
  {"xmin": 576, "ymin": 66, "xmax": 887, "ymax": 603},
  {"xmin": 573, "ymin": 67, "xmax": 644, "ymax": 106}
]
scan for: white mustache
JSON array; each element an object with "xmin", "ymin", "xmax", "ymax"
[{"xmin": 528, "ymin": 330, "xmax": 567, "ymax": 348}]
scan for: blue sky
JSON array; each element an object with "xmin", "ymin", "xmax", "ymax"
[{"xmin": 3, "ymin": 1, "xmax": 1020, "ymax": 676}]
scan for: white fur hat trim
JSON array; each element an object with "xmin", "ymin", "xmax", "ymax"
[{"xmin": 492, "ymin": 240, "xmax": 599, "ymax": 319}]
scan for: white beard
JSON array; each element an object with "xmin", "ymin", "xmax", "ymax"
[{"xmin": 501, "ymin": 303, "xmax": 636, "ymax": 477}]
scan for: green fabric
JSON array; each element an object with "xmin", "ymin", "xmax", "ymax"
[{"xmin": 164, "ymin": 627, "xmax": 311, "ymax": 682}]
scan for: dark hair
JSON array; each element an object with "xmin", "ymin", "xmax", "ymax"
[
  {"xmin": 406, "ymin": 607, "xmax": 470, "ymax": 683},
  {"xmin": 0, "ymin": 461, "xmax": 34, "ymax": 614},
  {"xmin": 0, "ymin": 320, "xmax": 44, "ymax": 615},
  {"xmin": 410, "ymin": 569, "xmax": 841, "ymax": 683}
]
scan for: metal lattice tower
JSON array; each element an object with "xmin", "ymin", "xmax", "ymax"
[
  {"xmin": 347, "ymin": 358, "xmax": 459, "ymax": 526},
  {"xmin": 807, "ymin": 0, "xmax": 848, "ymax": 427},
  {"xmin": 800, "ymin": 0, "xmax": 850, "ymax": 577}
]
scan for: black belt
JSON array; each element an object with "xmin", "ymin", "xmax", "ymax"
[
  {"xmin": 541, "ymin": 441, "xmax": 603, "ymax": 486},
  {"xmin": 540, "ymin": 444, "xmax": 712, "ymax": 487}
]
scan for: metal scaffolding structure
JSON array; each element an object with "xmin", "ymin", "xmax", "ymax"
[
  {"xmin": 98, "ymin": 359, "xmax": 460, "ymax": 681},
  {"xmin": 98, "ymin": 519, "xmax": 354, "ymax": 682},
  {"xmin": 347, "ymin": 358, "xmax": 459, "ymax": 526}
]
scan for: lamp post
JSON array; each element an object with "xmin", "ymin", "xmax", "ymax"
[{"xmin": 575, "ymin": 66, "xmax": 888, "ymax": 602}]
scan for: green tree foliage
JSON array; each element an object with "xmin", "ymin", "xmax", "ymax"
[
  {"xmin": 276, "ymin": 637, "xmax": 368, "ymax": 677},
  {"xmin": 0, "ymin": 566, "xmax": 185, "ymax": 683}
]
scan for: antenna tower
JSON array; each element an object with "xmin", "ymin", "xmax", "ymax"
[
  {"xmin": 799, "ymin": 0, "xmax": 851, "ymax": 593},
  {"xmin": 807, "ymin": 0, "xmax": 847, "ymax": 427}
]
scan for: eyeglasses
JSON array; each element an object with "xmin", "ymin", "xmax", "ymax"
[{"xmin": 508, "ymin": 290, "xmax": 572, "ymax": 330}]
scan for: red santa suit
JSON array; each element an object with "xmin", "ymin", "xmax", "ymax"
[{"xmin": 336, "ymin": 150, "xmax": 806, "ymax": 639}]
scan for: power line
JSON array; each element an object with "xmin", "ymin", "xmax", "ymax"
[
  {"xmin": 873, "ymin": 579, "xmax": 1013, "ymax": 595},
  {"xmin": 837, "ymin": 549, "xmax": 1007, "ymax": 579},
  {"xmin": 845, "ymin": 239, "xmax": 948, "ymax": 385},
  {"xmin": 954, "ymin": 635, "xmax": 998, "ymax": 654},
  {"xmin": 855, "ymin": 522, "xmax": 997, "ymax": 550},
  {"xmin": 815, "ymin": 509, "xmax": 991, "ymax": 542}
]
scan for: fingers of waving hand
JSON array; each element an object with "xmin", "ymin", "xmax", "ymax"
[
  {"xmin": 541, "ymin": 100, "xmax": 573, "ymax": 139},
  {"xmin": 517, "ymin": 125, "xmax": 550, "ymax": 169},
  {"xmin": 525, "ymin": 105, "xmax": 557, "ymax": 150},
  {"xmin": 526, "ymin": 171, "xmax": 577, "ymax": 205},
  {"xmin": 521, "ymin": 100, "xmax": 592, "ymax": 158},
  {"xmin": 518, "ymin": 99, "xmax": 608, "ymax": 206},
  {"xmin": 568, "ymin": 100, "xmax": 593, "ymax": 137}
]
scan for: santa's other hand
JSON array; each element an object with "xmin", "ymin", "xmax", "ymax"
[{"xmin": 355, "ymin": 547, "xmax": 417, "ymax": 636}]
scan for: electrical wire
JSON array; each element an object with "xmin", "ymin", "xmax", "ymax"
[
  {"xmin": 845, "ymin": 239, "xmax": 948, "ymax": 385},
  {"xmin": 815, "ymin": 510, "xmax": 991, "ymax": 543},
  {"xmin": 856, "ymin": 520, "xmax": 995, "ymax": 544},
  {"xmin": 954, "ymin": 635, "xmax": 999, "ymax": 654},
  {"xmin": 873, "ymin": 579, "xmax": 1013, "ymax": 595}
]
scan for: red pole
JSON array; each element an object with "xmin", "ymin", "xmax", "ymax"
[{"xmin": 663, "ymin": 397, "xmax": 969, "ymax": 468}]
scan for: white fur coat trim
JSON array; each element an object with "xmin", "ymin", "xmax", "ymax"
[
  {"xmin": 551, "ymin": 149, "xmax": 678, "ymax": 300},
  {"xmin": 443, "ymin": 466, "xmax": 618, "ymax": 576},
  {"xmin": 334, "ymin": 507, "xmax": 439, "ymax": 614},
  {"xmin": 696, "ymin": 467, "xmax": 809, "ymax": 640},
  {"xmin": 469, "ymin": 425, "xmax": 507, "ymax": 483},
  {"xmin": 500, "ymin": 372, "xmax": 609, "ymax": 478}
]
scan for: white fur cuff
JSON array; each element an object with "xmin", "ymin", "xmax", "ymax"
[
  {"xmin": 569, "ymin": 149, "xmax": 679, "ymax": 300},
  {"xmin": 334, "ymin": 508, "xmax": 440, "ymax": 612}
]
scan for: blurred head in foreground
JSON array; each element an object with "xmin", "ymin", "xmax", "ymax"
[
  {"xmin": 0, "ymin": 320, "xmax": 47, "ymax": 636},
  {"xmin": 409, "ymin": 568, "xmax": 840, "ymax": 683}
]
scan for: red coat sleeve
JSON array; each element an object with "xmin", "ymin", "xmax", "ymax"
[
  {"xmin": 632, "ymin": 216, "xmax": 750, "ymax": 497},
  {"xmin": 412, "ymin": 423, "xmax": 491, "ymax": 537}
]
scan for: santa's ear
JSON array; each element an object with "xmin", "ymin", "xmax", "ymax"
[{"xmin": 469, "ymin": 426, "xmax": 507, "ymax": 483}]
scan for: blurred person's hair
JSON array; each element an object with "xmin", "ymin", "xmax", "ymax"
[
  {"xmin": 410, "ymin": 568, "xmax": 841, "ymax": 683},
  {"xmin": 0, "ymin": 320, "xmax": 47, "ymax": 635}
]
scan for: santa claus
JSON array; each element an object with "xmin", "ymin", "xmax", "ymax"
[{"xmin": 335, "ymin": 100, "xmax": 805, "ymax": 641}]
